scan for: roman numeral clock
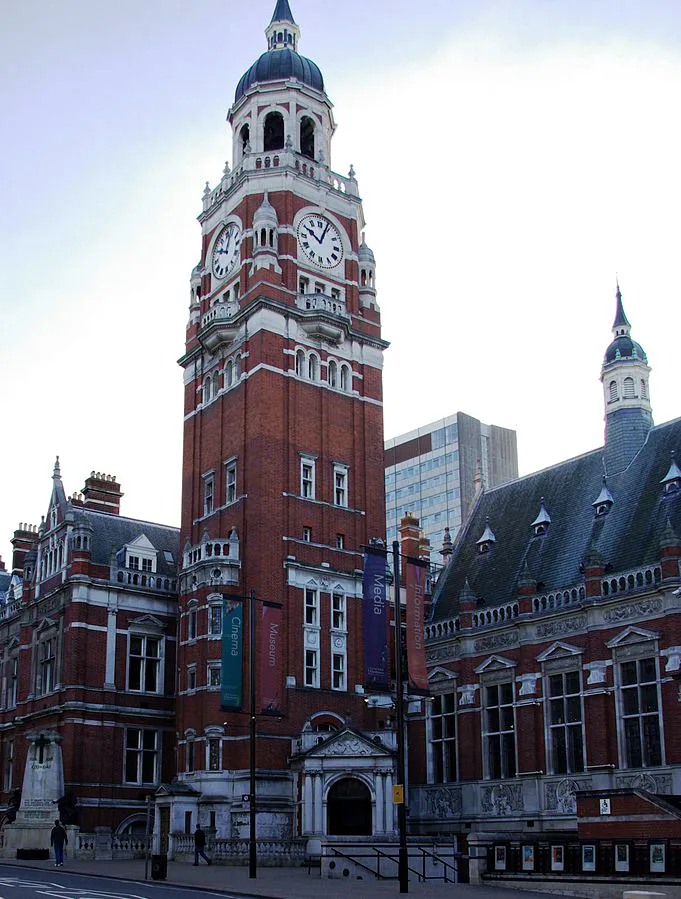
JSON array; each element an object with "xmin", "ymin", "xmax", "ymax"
[{"xmin": 296, "ymin": 214, "xmax": 344, "ymax": 269}]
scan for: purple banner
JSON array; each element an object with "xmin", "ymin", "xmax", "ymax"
[
  {"xmin": 363, "ymin": 548, "xmax": 389, "ymax": 687},
  {"xmin": 260, "ymin": 603, "xmax": 283, "ymax": 714},
  {"xmin": 406, "ymin": 559, "xmax": 429, "ymax": 691}
]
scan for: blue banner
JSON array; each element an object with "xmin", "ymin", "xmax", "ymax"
[
  {"xmin": 221, "ymin": 596, "xmax": 243, "ymax": 708},
  {"xmin": 363, "ymin": 548, "xmax": 389, "ymax": 687}
]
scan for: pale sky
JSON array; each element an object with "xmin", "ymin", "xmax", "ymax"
[{"xmin": 1, "ymin": 0, "xmax": 681, "ymax": 564}]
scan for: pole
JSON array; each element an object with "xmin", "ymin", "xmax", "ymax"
[
  {"xmin": 249, "ymin": 589, "xmax": 257, "ymax": 879},
  {"xmin": 393, "ymin": 540, "xmax": 408, "ymax": 893}
]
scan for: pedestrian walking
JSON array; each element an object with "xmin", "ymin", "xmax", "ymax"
[
  {"xmin": 50, "ymin": 819, "xmax": 68, "ymax": 867},
  {"xmin": 193, "ymin": 825, "xmax": 211, "ymax": 865}
]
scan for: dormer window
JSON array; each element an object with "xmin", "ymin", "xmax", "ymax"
[
  {"xmin": 661, "ymin": 452, "xmax": 681, "ymax": 495},
  {"xmin": 122, "ymin": 536, "xmax": 158, "ymax": 575},
  {"xmin": 593, "ymin": 476, "xmax": 614, "ymax": 517},
  {"xmin": 531, "ymin": 497, "xmax": 551, "ymax": 537},
  {"xmin": 476, "ymin": 518, "xmax": 496, "ymax": 554}
]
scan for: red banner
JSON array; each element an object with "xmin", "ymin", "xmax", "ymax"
[
  {"xmin": 260, "ymin": 603, "xmax": 283, "ymax": 714},
  {"xmin": 405, "ymin": 560, "xmax": 429, "ymax": 691}
]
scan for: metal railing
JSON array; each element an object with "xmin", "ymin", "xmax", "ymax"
[{"xmin": 325, "ymin": 842, "xmax": 458, "ymax": 883}]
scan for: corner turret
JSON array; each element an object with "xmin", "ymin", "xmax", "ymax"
[{"xmin": 601, "ymin": 282, "xmax": 653, "ymax": 475}]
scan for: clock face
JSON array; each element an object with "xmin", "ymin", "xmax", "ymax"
[
  {"xmin": 296, "ymin": 214, "xmax": 344, "ymax": 269},
  {"xmin": 212, "ymin": 223, "xmax": 242, "ymax": 280}
]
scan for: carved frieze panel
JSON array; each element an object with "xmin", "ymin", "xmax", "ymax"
[
  {"xmin": 423, "ymin": 786, "xmax": 462, "ymax": 818},
  {"xmin": 615, "ymin": 772, "xmax": 672, "ymax": 794},
  {"xmin": 480, "ymin": 783, "xmax": 524, "ymax": 815},
  {"xmin": 544, "ymin": 777, "xmax": 592, "ymax": 814},
  {"xmin": 536, "ymin": 616, "xmax": 587, "ymax": 639},
  {"xmin": 603, "ymin": 598, "xmax": 663, "ymax": 623},
  {"xmin": 473, "ymin": 632, "xmax": 519, "ymax": 653},
  {"xmin": 426, "ymin": 644, "xmax": 461, "ymax": 664}
]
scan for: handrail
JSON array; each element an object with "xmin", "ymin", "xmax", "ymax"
[{"xmin": 326, "ymin": 844, "xmax": 458, "ymax": 883}]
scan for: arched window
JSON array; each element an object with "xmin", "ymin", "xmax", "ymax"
[
  {"xmin": 203, "ymin": 377, "xmax": 212, "ymax": 404},
  {"xmin": 361, "ymin": 268, "xmax": 367, "ymax": 286},
  {"xmin": 608, "ymin": 380, "xmax": 618, "ymax": 403},
  {"xmin": 264, "ymin": 112, "xmax": 284, "ymax": 152},
  {"xmin": 240, "ymin": 124, "xmax": 250, "ymax": 154},
  {"xmin": 225, "ymin": 360, "xmax": 234, "ymax": 388},
  {"xmin": 328, "ymin": 360, "xmax": 338, "ymax": 388},
  {"xmin": 300, "ymin": 116, "xmax": 315, "ymax": 160},
  {"xmin": 308, "ymin": 354, "xmax": 319, "ymax": 382},
  {"xmin": 641, "ymin": 379, "xmax": 648, "ymax": 399},
  {"xmin": 340, "ymin": 364, "xmax": 350, "ymax": 393},
  {"xmin": 295, "ymin": 349, "xmax": 306, "ymax": 377},
  {"xmin": 623, "ymin": 377, "xmax": 635, "ymax": 398}
]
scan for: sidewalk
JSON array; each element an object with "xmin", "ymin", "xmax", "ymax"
[{"xmin": 0, "ymin": 856, "xmax": 570, "ymax": 899}]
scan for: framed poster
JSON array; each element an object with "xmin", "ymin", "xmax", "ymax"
[
  {"xmin": 522, "ymin": 844, "xmax": 536, "ymax": 872},
  {"xmin": 494, "ymin": 845, "xmax": 507, "ymax": 871},
  {"xmin": 551, "ymin": 845, "xmax": 565, "ymax": 872},
  {"xmin": 615, "ymin": 843, "xmax": 630, "ymax": 873},
  {"xmin": 581, "ymin": 844, "xmax": 596, "ymax": 873},
  {"xmin": 649, "ymin": 842, "xmax": 666, "ymax": 873}
]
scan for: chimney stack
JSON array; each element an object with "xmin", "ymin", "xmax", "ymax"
[
  {"xmin": 81, "ymin": 472, "xmax": 123, "ymax": 515},
  {"xmin": 11, "ymin": 523, "xmax": 39, "ymax": 572}
]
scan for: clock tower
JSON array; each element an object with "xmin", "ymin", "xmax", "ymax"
[{"xmin": 173, "ymin": 1, "xmax": 393, "ymax": 843}]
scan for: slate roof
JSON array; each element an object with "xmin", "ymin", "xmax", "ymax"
[
  {"xmin": 0, "ymin": 571, "xmax": 11, "ymax": 604},
  {"xmin": 431, "ymin": 417, "xmax": 681, "ymax": 622},
  {"xmin": 72, "ymin": 508, "xmax": 179, "ymax": 577}
]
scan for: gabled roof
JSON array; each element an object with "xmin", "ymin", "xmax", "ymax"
[{"xmin": 431, "ymin": 417, "xmax": 681, "ymax": 621}]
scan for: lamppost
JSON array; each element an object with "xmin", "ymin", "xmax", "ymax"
[
  {"xmin": 223, "ymin": 590, "xmax": 282, "ymax": 880},
  {"xmin": 392, "ymin": 540, "xmax": 409, "ymax": 894}
]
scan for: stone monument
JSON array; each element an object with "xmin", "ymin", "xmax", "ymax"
[{"xmin": 2, "ymin": 731, "xmax": 64, "ymax": 857}]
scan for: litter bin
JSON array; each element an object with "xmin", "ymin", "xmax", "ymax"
[{"xmin": 151, "ymin": 854, "xmax": 167, "ymax": 880}]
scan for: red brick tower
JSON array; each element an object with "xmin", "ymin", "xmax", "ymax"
[{"xmin": 173, "ymin": 1, "xmax": 389, "ymax": 842}]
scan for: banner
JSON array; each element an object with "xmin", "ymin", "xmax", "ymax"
[
  {"xmin": 405, "ymin": 559, "xmax": 429, "ymax": 691},
  {"xmin": 221, "ymin": 596, "xmax": 243, "ymax": 708},
  {"xmin": 260, "ymin": 602, "xmax": 283, "ymax": 714},
  {"xmin": 362, "ymin": 547, "xmax": 389, "ymax": 687}
]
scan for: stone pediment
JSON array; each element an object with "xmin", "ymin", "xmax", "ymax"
[
  {"xmin": 129, "ymin": 614, "xmax": 166, "ymax": 631},
  {"xmin": 305, "ymin": 728, "xmax": 392, "ymax": 759},
  {"xmin": 429, "ymin": 666, "xmax": 457, "ymax": 685},
  {"xmin": 475, "ymin": 654, "xmax": 516, "ymax": 674},
  {"xmin": 607, "ymin": 625, "xmax": 659, "ymax": 648},
  {"xmin": 536, "ymin": 641, "xmax": 584, "ymax": 662},
  {"xmin": 127, "ymin": 534, "xmax": 157, "ymax": 551}
]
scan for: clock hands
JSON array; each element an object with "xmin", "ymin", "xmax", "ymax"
[{"xmin": 304, "ymin": 225, "xmax": 322, "ymax": 244}]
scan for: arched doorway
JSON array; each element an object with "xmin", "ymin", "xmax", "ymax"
[{"xmin": 327, "ymin": 777, "xmax": 372, "ymax": 836}]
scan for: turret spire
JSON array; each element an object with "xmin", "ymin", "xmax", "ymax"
[
  {"xmin": 612, "ymin": 278, "xmax": 631, "ymax": 337},
  {"xmin": 270, "ymin": 0, "xmax": 296, "ymax": 25},
  {"xmin": 266, "ymin": 0, "xmax": 300, "ymax": 51}
]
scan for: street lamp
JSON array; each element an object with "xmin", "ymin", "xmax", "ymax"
[{"xmin": 392, "ymin": 540, "xmax": 409, "ymax": 894}]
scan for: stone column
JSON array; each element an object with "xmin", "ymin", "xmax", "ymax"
[
  {"xmin": 313, "ymin": 773, "xmax": 323, "ymax": 834},
  {"xmin": 302, "ymin": 774, "xmax": 313, "ymax": 834},
  {"xmin": 104, "ymin": 608, "xmax": 117, "ymax": 689},
  {"xmin": 385, "ymin": 771, "xmax": 395, "ymax": 834},
  {"xmin": 374, "ymin": 772, "xmax": 384, "ymax": 834}
]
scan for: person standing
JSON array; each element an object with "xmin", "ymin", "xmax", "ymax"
[
  {"xmin": 50, "ymin": 819, "xmax": 68, "ymax": 867},
  {"xmin": 193, "ymin": 824, "xmax": 211, "ymax": 865}
]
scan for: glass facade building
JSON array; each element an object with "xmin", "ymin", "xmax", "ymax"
[{"xmin": 384, "ymin": 412, "xmax": 518, "ymax": 551}]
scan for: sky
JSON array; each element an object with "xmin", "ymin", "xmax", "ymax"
[{"xmin": 1, "ymin": 0, "xmax": 681, "ymax": 563}]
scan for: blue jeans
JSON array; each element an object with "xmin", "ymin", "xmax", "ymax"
[{"xmin": 54, "ymin": 844, "xmax": 65, "ymax": 864}]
